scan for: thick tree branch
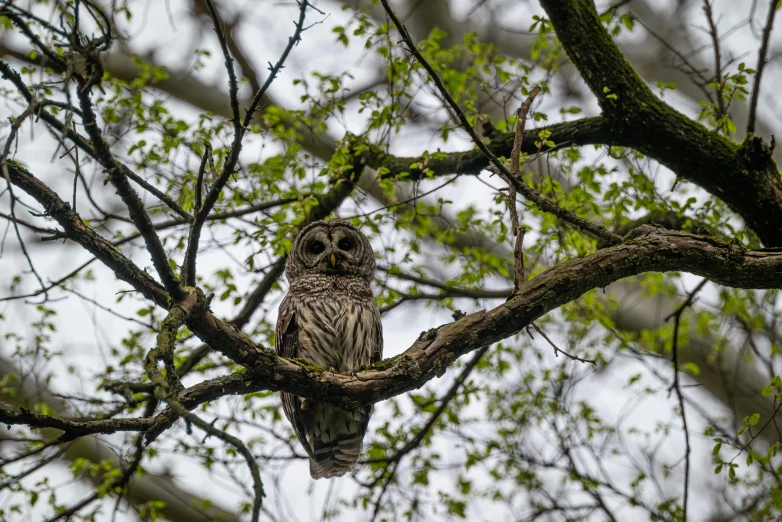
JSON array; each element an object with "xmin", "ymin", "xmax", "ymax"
[
  {"xmin": 146, "ymin": 226, "xmax": 782, "ymax": 440},
  {"xmin": 0, "ymin": 407, "xmax": 152, "ymax": 441},
  {"xmin": 363, "ymin": 116, "xmax": 614, "ymax": 181},
  {"xmin": 6, "ymin": 160, "xmax": 170, "ymax": 306},
  {"xmin": 10, "ymin": 130, "xmax": 782, "ymax": 452},
  {"xmin": 539, "ymin": 0, "xmax": 782, "ymax": 246}
]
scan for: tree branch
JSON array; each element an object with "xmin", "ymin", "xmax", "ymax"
[
  {"xmin": 539, "ymin": 0, "xmax": 782, "ymax": 246},
  {"xmin": 379, "ymin": 0, "xmax": 622, "ymax": 245},
  {"xmin": 664, "ymin": 278, "xmax": 708, "ymax": 522},
  {"xmin": 747, "ymin": 0, "xmax": 778, "ymax": 134},
  {"xmin": 146, "ymin": 226, "xmax": 782, "ymax": 441},
  {"xmin": 0, "ymin": 407, "xmax": 152, "ymax": 441},
  {"xmin": 5, "ymin": 160, "xmax": 170, "ymax": 306},
  {"xmin": 363, "ymin": 117, "xmax": 615, "ymax": 181},
  {"xmin": 173, "ymin": 408, "xmax": 264, "ymax": 521},
  {"xmin": 185, "ymin": 0, "xmax": 310, "ymax": 286},
  {"xmin": 75, "ymin": 76, "xmax": 183, "ymax": 297}
]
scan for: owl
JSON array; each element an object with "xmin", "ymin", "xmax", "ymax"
[{"xmin": 276, "ymin": 220, "xmax": 383, "ymax": 479}]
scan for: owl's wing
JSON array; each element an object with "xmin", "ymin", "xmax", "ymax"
[
  {"xmin": 276, "ymin": 295, "xmax": 315, "ymax": 460},
  {"xmin": 275, "ymin": 296, "xmax": 298, "ymax": 360},
  {"xmin": 355, "ymin": 301, "xmax": 383, "ymax": 451},
  {"xmin": 370, "ymin": 302, "xmax": 383, "ymax": 365}
]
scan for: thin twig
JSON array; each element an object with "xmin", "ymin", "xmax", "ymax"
[
  {"xmin": 183, "ymin": 143, "xmax": 212, "ymax": 286},
  {"xmin": 390, "ymin": 345, "xmax": 489, "ymax": 462},
  {"xmin": 378, "ymin": 266, "xmax": 511, "ymax": 299},
  {"xmin": 204, "ymin": 0, "xmax": 241, "ymax": 133},
  {"xmin": 195, "ymin": 142, "xmax": 211, "ymax": 211},
  {"xmin": 363, "ymin": 342, "xmax": 492, "ymax": 511},
  {"xmin": 0, "ymin": 59, "xmax": 189, "ymax": 221},
  {"xmin": 503, "ymin": 86, "xmax": 540, "ymax": 288},
  {"xmin": 174, "ymin": 409, "xmax": 265, "ymax": 521},
  {"xmin": 703, "ymin": 1, "xmax": 727, "ymax": 126},
  {"xmin": 1, "ymin": 104, "xmax": 49, "ymax": 301},
  {"xmin": 635, "ymin": 18, "xmax": 714, "ymax": 103},
  {"xmin": 529, "ymin": 322, "xmax": 597, "ymax": 365},
  {"xmin": 42, "ymin": 400, "xmax": 155, "ymax": 522},
  {"xmin": 747, "ymin": 0, "xmax": 778, "ymax": 134},
  {"xmin": 231, "ymin": 257, "xmax": 287, "ymax": 328},
  {"xmin": 664, "ymin": 277, "xmax": 709, "ymax": 522},
  {"xmin": 185, "ymin": 0, "xmax": 309, "ymax": 286},
  {"xmin": 0, "ymin": 211, "xmax": 56, "ymax": 234},
  {"xmin": 242, "ymin": 0, "xmax": 310, "ymax": 127}
]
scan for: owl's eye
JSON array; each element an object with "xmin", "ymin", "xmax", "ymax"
[
  {"xmin": 308, "ymin": 240, "xmax": 326, "ymax": 254},
  {"xmin": 337, "ymin": 238, "xmax": 354, "ymax": 251}
]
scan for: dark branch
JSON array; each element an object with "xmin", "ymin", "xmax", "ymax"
[
  {"xmin": 703, "ymin": 1, "xmax": 727, "ymax": 125},
  {"xmin": 0, "ymin": 406, "xmax": 152, "ymax": 441},
  {"xmin": 747, "ymin": 0, "xmax": 778, "ymax": 134},
  {"xmin": 204, "ymin": 0, "xmax": 241, "ymax": 132},
  {"xmin": 0, "ymin": 61, "xmax": 190, "ymax": 221},
  {"xmin": 186, "ymin": 0, "xmax": 309, "ymax": 286},
  {"xmin": 664, "ymin": 278, "xmax": 709, "ymax": 522},
  {"xmin": 539, "ymin": 0, "xmax": 782, "ymax": 246},
  {"xmin": 174, "ymin": 408, "xmax": 264, "ymax": 520},
  {"xmin": 75, "ymin": 77, "xmax": 183, "ymax": 298}
]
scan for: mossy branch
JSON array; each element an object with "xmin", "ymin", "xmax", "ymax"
[
  {"xmin": 145, "ymin": 225, "xmax": 782, "ymax": 443},
  {"xmin": 539, "ymin": 0, "xmax": 782, "ymax": 247}
]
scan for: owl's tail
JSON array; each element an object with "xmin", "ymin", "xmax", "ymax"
[{"xmin": 306, "ymin": 401, "xmax": 370, "ymax": 479}]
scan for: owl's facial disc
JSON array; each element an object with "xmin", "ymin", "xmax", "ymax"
[
  {"xmin": 287, "ymin": 220, "xmax": 375, "ymax": 282},
  {"xmin": 304, "ymin": 228, "xmax": 357, "ymax": 274}
]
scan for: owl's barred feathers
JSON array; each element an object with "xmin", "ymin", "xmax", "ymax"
[{"xmin": 276, "ymin": 220, "xmax": 383, "ymax": 479}]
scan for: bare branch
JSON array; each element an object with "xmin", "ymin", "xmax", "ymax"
[
  {"xmin": 204, "ymin": 0, "xmax": 241, "ymax": 132},
  {"xmin": 504, "ymin": 86, "xmax": 540, "ymax": 288},
  {"xmin": 529, "ymin": 322, "xmax": 596, "ymax": 365},
  {"xmin": 185, "ymin": 0, "xmax": 310, "ymax": 287},
  {"xmin": 703, "ymin": 1, "xmax": 727, "ymax": 125},
  {"xmin": 664, "ymin": 278, "xmax": 709, "ymax": 522},
  {"xmin": 174, "ymin": 408, "xmax": 265, "ymax": 521},
  {"xmin": 0, "ymin": 407, "xmax": 152, "ymax": 441},
  {"xmin": 747, "ymin": 0, "xmax": 779, "ymax": 134},
  {"xmin": 242, "ymin": 0, "xmax": 311, "ymax": 128}
]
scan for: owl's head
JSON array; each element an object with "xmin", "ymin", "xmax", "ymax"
[{"xmin": 285, "ymin": 220, "xmax": 376, "ymax": 282}]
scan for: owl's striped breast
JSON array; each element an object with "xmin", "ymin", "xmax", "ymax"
[{"xmin": 287, "ymin": 274, "xmax": 380, "ymax": 372}]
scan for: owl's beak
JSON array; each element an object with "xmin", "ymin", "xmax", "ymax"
[{"xmin": 329, "ymin": 253, "xmax": 337, "ymax": 268}]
